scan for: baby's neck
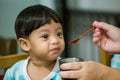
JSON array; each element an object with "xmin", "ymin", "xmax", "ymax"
[
  {"xmin": 29, "ymin": 57, "xmax": 56, "ymax": 70},
  {"xmin": 27, "ymin": 59, "xmax": 56, "ymax": 80}
]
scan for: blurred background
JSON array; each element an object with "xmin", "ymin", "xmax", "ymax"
[{"xmin": 0, "ymin": 0, "xmax": 120, "ymax": 64}]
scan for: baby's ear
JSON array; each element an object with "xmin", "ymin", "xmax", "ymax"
[{"xmin": 18, "ymin": 38, "xmax": 31, "ymax": 52}]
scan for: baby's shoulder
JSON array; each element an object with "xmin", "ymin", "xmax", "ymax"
[
  {"xmin": 4, "ymin": 59, "xmax": 29, "ymax": 80},
  {"xmin": 8, "ymin": 59, "xmax": 28, "ymax": 71}
]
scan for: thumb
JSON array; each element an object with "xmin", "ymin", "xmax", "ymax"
[{"xmin": 93, "ymin": 21, "xmax": 113, "ymax": 32}]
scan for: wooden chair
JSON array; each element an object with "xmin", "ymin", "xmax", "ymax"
[
  {"xmin": 100, "ymin": 49, "xmax": 113, "ymax": 66},
  {"xmin": 0, "ymin": 37, "xmax": 17, "ymax": 56},
  {"xmin": 0, "ymin": 53, "xmax": 29, "ymax": 69},
  {"xmin": 0, "ymin": 53, "xmax": 29, "ymax": 79}
]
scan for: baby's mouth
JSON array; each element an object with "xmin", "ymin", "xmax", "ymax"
[{"xmin": 50, "ymin": 47, "xmax": 60, "ymax": 54}]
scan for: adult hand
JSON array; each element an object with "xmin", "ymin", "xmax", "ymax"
[
  {"xmin": 93, "ymin": 21, "xmax": 120, "ymax": 53},
  {"xmin": 59, "ymin": 61, "xmax": 110, "ymax": 80},
  {"xmin": 59, "ymin": 61, "xmax": 120, "ymax": 80}
]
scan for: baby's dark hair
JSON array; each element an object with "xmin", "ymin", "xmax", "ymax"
[{"xmin": 15, "ymin": 4, "xmax": 63, "ymax": 39}]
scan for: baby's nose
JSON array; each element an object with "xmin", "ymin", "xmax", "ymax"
[{"xmin": 50, "ymin": 36, "xmax": 59, "ymax": 44}]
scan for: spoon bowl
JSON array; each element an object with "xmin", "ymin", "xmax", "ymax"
[{"xmin": 69, "ymin": 26, "xmax": 94, "ymax": 44}]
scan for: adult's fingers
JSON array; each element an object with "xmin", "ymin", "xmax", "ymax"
[
  {"xmin": 93, "ymin": 21, "xmax": 113, "ymax": 32},
  {"xmin": 60, "ymin": 62, "xmax": 83, "ymax": 70},
  {"xmin": 59, "ymin": 70, "xmax": 82, "ymax": 79}
]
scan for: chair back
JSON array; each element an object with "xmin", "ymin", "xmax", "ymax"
[
  {"xmin": 0, "ymin": 53, "xmax": 29, "ymax": 69},
  {"xmin": 100, "ymin": 49, "xmax": 113, "ymax": 66}
]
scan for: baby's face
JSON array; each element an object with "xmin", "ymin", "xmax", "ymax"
[{"xmin": 28, "ymin": 19, "xmax": 65, "ymax": 61}]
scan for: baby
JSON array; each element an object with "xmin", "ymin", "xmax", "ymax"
[{"xmin": 4, "ymin": 4, "xmax": 65, "ymax": 80}]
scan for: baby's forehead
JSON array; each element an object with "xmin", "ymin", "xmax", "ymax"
[{"xmin": 33, "ymin": 21, "xmax": 62, "ymax": 32}]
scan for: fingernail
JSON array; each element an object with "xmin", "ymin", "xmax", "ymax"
[{"xmin": 93, "ymin": 21, "xmax": 98, "ymax": 26}]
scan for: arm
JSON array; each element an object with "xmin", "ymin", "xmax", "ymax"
[
  {"xmin": 103, "ymin": 67, "xmax": 120, "ymax": 80},
  {"xmin": 59, "ymin": 61, "xmax": 120, "ymax": 80}
]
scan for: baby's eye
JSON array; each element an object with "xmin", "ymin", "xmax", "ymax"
[
  {"xmin": 57, "ymin": 32, "xmax": 63, "ymax": 37},
  {"xmin": 41, "ymin": 34, "xmax": 49, "ymax": 39}
]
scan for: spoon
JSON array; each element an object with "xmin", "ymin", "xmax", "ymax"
[{"xmin": 69, "ymin": 26, "xmax": 94, "ymax": 44}]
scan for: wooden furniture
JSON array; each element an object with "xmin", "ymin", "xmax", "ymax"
[
  {"xmin": 0, "ymin": 53, "xmax": 29, "ymax": 80},
  {"xmin": 0, "ymin": 53, "xmax": 29, "ymax": 69},
  {"xmin": 0, "ymin": 37, "xmax": 17, "ymax": 56},
  {"xmin": 100, "ymin": 49, "xmax": 112, "ymax": 66}
]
